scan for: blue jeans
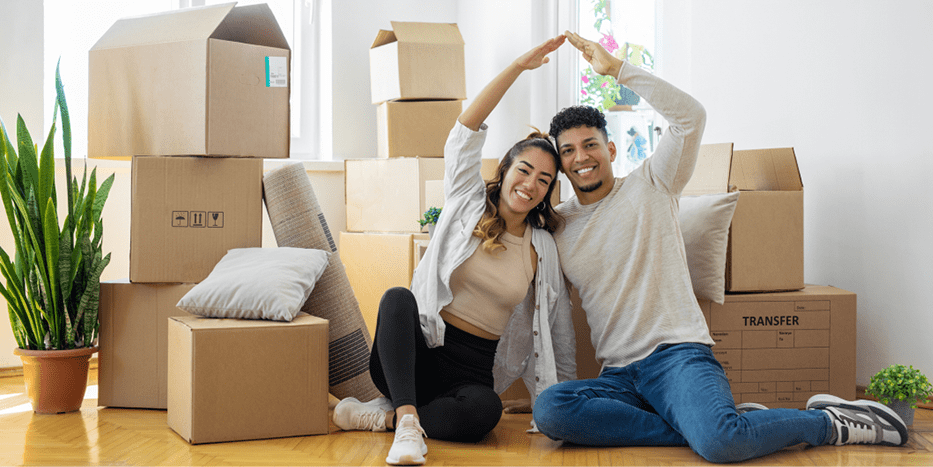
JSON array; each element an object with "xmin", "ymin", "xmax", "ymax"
[{"xmin": 533, "ymin": 343, "xmax": 832, "ymax": 463}]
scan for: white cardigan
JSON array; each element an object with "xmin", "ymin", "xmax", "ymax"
[{"xmin": 409, "ymin": 121, "xmax": 577, "ymax": 404}]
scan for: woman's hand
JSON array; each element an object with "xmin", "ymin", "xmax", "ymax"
[
  {"xmin": 459, "ymin": 34, "xmax": 567, "ymax": 131},
  {"xmin": 565, "ymin": 31, "xmax": 623, "ymax": 78},
  {"xmin": 514, "ymin": 35, "xmax": 566, "ymax": 71}
]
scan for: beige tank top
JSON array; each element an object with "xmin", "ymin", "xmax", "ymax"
[{"xmin": 443, "ymin": 224, "xmax": 536, "ymax": 337}]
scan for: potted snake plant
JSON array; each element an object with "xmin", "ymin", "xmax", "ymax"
[{"xmin": 0, "ymin": 62, "xmax": 114, "ymax": 414}]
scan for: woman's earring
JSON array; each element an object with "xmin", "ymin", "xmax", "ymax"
[{"xmin": 537, "ymin": 202, "xmax": 546, "ymax": 211}]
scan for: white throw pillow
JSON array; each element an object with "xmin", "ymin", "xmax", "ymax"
[
  {"xmin": 177, "ymin": 247, "xmax": 330, "ymax": 321},
  {"xmin": 679, "ymin": 192, "xmax": 740, "ymax": 304}
]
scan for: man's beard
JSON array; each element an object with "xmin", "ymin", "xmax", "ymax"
[{"xmin": 578, "ymin": 180, "xmax": 603, "ymax": 193}]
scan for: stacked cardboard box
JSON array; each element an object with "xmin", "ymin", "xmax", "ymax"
[
  {"xmin": 91, "ymin": 4, "xmax": 328, "ymax": 443},
  {"xmin": 341, "ymin": 22, "xmax": 470, "ymax": 335}
]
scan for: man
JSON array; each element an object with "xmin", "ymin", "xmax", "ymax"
[{"xmin": 531, "ymin": 31, "xmax": 908, "ymax": 463}]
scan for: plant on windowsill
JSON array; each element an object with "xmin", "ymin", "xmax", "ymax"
[
  {"xmin": 418, "ymin": 207, "xmax": 442, "ymax": 237},
  {"xmin": 0, "ymin": 62, "xmax": 115, "ymax": 414},
  {"xmin": 580, "ymin": 0, "xmax": 655, "ymax": 111},
  {"xmin": 865, "ymin": 363, "xmax": 932, "ymax": 426}
]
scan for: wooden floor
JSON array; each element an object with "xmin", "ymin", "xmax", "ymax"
[{"xmin": 2, "ymin": 368, "xmax": 932, "ymax": 466}]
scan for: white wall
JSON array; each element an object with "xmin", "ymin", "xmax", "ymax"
[
  {"xmin": 330, "ymin": 0, "xmax": 459, "ymax": 160},
  {"xmin": 0, "ymin": 0, "xmax": 43, "ymax": 141},
  {"xmin": 660, "ymin": 0, "xmax": 933, "ymax": 385}
]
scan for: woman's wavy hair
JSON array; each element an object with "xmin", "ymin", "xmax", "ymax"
[{"xmin": 473, "ymin": 129, "xmax": 564, "ymax": 253}]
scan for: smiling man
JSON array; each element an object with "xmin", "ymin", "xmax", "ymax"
[{"xmin": 531, "ymin": 32, "xmax": 908, "ymax": 463}]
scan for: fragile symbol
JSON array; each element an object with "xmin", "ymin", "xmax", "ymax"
[
  {"xmin": 208, "ymin": 211, "xmax": 224, "ymax": 228},
  {"xmin": 172, "ymin": 211, "xmax": 189, "ymax": 227}
]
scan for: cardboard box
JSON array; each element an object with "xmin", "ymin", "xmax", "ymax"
[
  {"xmin": 98, "ymin": 280, "xmax": 195, "ymax": 409},
  {"xmin": 377, "ymin": 100, "xmax": 462, "ymax": 158},
  {"xmin": 339, "ymin": 232, "xmax": 429, "ymax": 337},
  {"xmin": 684, "ymin": 143, "xmax": 804, "ymax": 292},
  {"xmin": 167, "ymin": 313, "xmax": 329, "ymax": 444},
  {"xmin": 345, "ymin": 157, "xmax": 497, "ymax": 233},
  {"xmin": 131, "ymin": 156, "xmax": 263, "ymax": 283},
  {"xmin": 88, "ymin": 3, "xmax": 290, "ymax": 160},
  {"xmin": 701, "ymin": 285, "xmax": 856, "ymax": 409},
  {"xmin": 370, "ymin": 22, "xmax": 466, "ymax": 104}
]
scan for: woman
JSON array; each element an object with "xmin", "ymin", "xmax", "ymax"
[{"xmin": 332, "ymin": 36, "xmax": 576, "ymax": 465}]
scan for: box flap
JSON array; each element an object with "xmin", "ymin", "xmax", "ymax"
[
  {"xmin": 91, "ymin": 3, "xmax": 236, "ymax": 51},
  {"xmin": 390, "ymin": 21, "xmax": 464, "ymax": 45},
  {"xmin": 682, "ymin": 142, "xmax": 734, "ymax": 196},
  {"xmin": 211, "ymin": 3, "xmax": 290, "ymax": 50},
  {"xmin": 731, "ymin": 148, "xmax": 802, "ymax": 191},
  {"xmin": 371, "ymin": 29, "xmax": 397, "ymax": 48}
]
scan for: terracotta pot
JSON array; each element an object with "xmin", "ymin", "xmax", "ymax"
[{"xmin": 13, "ymin": 346, "xmax": 98, "ymax": 414}]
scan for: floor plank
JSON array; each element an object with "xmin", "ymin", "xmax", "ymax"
[{"xmin": 1, "ymin": 368, "xmax": 931, "ymax": 465}]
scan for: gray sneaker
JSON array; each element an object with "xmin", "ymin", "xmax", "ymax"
[
  {"xmin": 736, "ymin": 402, "xmax": 769, "ymax": 414},
  {"xmin": 806, "ymin": 394, "xmax": 907, "ymax": 446}
]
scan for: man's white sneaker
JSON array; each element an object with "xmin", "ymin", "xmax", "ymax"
[
  {"xmin": 333, "ymin": 397, "xmax": 388, "ymax": 432},
  {"xmin": 386, "ymin": 414, "xmax": 428, "ymax": 465},
  {"xmin": 736, "ymin": 402, "xmax": 769, "ymax": 415},
  {"xmin": 806, "ymin": 394, "xmax": 908, "ymax": 446}
]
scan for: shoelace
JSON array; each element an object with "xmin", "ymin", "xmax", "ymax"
[
  {"xmin": 836, "ymin": 418, "xmax": 877, "ymax": 444},
  {"xmin": 395, "ymin": 422, "xmax": 427, "ymax": 443},
  {"xmin": 354, "ymin": 410, "xmax": 384, "ymax": 431}
]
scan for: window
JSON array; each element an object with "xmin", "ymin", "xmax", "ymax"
[
  {"xmin": 43, "ymin": 0, "xmax": 329, "ymax": 159},
  {"xmin": 574, "ymin": 0, "xmax": 660, "ymax": 176}
]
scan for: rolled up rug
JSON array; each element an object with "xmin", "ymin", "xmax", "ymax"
[{"xmin": 263, "ymin": 162, "xmax": 381, "ymax": 402}]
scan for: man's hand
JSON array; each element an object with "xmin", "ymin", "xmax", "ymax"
[
  {"xmin": 514, "ymin": 35, "xmax": 566, "ymax": 71},
  {"xmin": 566, "ymin": 31, "xmax": 622, "ymax": 78}
]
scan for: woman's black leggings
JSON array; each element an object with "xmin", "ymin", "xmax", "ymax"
[{"xmin": 369, "ymin": 287, "xmax": 503, "ymax": 442}]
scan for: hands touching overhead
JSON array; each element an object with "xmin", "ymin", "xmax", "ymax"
[{"xmin": 564, "ymin": 31, "xmax": 624, "ymax": 79}]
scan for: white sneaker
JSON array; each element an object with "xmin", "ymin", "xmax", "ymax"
[
  {"xmin": 386, "ymin": 414, "xmax": 428, "ymax": 465},
  {"xmin": 806, "ymin": 394, "xmax": 908, "ymax": 446},
  {"xmin": 333, "ymin": 397, "xmax": 388, "ymax": 432},
  {"xmin": 736, "ymin": 402, "xmax": 769, "ymax": 415}
]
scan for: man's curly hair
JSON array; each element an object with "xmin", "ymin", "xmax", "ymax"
[{"xmin": 548, "ymin": 105, "xmax": 609, "ymax": 144}]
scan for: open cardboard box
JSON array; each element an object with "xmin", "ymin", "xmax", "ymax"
[
  {"xmin": 369, "ymin": 21, "xmax": 466, "ymax": 104},
  {"xmin": 684, "ymin": 143, "xmax": 804, "ymax": 292},
  {"xmin": 89, "ymin": 3, "xmax": 290, "ymax": 159}
]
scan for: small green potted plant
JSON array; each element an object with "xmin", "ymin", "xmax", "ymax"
[
  {"xmin": 418, "ymin": 207, "xmax": 442, "ymax": 237},
  {"xmin": 865, "ymin": 363, "xmax": 932, "ymax": 426},
  {"xmin": 0, "ymin": 62, "xmax": 114, "ymax": 413}
]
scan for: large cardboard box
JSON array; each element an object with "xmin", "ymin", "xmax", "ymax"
[
  {"xmin": 339, "ymin": 232, "xmax": 429, "ymax": 337},
  {"xmin": 345, "ymin": 157, "xmax": 497, "ymax": 233},
  {"xmin": 167, "ymin": 313, "xmax": 329, "ymax": 444},
  {"xmin": 98, "ymin": 280, "xmax": 195, "ymax": 409},
  {"xmin": 377, "ymin": 100, "xmax": 462, "ymax": 158},
  {"xmin": 131, "ymin": 156, "xmax": 263, "ymax": 283},
  {"xmin": 370, "ymin": 22, "xmax": 466, "ymax": 104},
  {"xmin": 88, "ymin": 3, "xmax": 290, "ymax": 160},
  {"xmin": 684, "ymin": 143, "xmax": 804, "ymax": 292},
  {"xmin": 701, "ymin": 285, "xmax": 856, "ymax": 409}
]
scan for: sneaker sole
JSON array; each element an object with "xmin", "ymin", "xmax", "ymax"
[
  {"xmin": 806, "ymin": 394, "xmax": 908, "ymax": 445},
  {"xmin": 385, "ymin": 452, "xmax": 426, "ymax": 465}
]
